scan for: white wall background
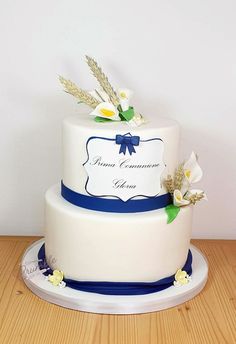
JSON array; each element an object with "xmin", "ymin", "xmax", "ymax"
[{"xmin": 0, "ymin": 0, "xmax": 235, "ymax": 238}]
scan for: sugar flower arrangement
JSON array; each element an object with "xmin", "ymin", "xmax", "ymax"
[
  {"xmin": 59, "ymin": 56, "xmax": 145, "ymax": 127},
  {"xmin": 164, "ymin": 152, "xmax": 207, "ymax": 223}
]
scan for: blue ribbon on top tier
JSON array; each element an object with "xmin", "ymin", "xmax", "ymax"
[
  {"xmin": 61, "ymin": 182, "xmax": 172, "ymax": 213},
  {"xmin": 116, "ymin": 134, "xmax": 140, "ymax": 155}
]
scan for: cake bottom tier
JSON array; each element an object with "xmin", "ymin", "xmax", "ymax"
[{"xmin": 45, "ymin": 184, "xmax": 193, "ymax": 283}]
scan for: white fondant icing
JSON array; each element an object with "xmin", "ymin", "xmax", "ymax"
[
  {"xmin": 45, "ymin": 184, "xmax": 193, "ymax": 283},
  {"xmin": 62, "ymin": 114, "xmax": 180, "ymax": 197}
]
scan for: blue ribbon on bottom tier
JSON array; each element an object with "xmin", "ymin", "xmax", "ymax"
[
  {"xmin": 38, "ymin": 244, "xmax": 192, "ymax": 295},
  {"xmin": 61, "ymin": 181, "xmax": 172, "ymax": 213}
]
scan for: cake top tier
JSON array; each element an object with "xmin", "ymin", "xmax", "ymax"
[
  {"xmin": 59, "ymin": 57, "xmax": 206, "ymax": 216},
  {"xmin": 62, "ymin": 113, "xmax": 180, "ymax": 209}
]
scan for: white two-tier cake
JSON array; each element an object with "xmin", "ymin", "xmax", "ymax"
[{"xmin": 22, "ymin": 57, "xmax": 208, "ymax": 313}]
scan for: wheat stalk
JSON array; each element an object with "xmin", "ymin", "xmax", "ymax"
[
  {"xmin": 59, "ymin": 76, "xmax": 100, "ymax": 109},
  {"xmin": 85, "ymin": 56, "xmax": 120, "ymax": 107},
  {"xmin": 174, "ymin": 163, "xmax": 184, "ymax": 190},
  {"xmin": 163, "ymin": 175, "xmax": 175, "ymax": 195},
  {"xmin": 188, "ymin": 192, "xmax": 205, "ymax": 205}
]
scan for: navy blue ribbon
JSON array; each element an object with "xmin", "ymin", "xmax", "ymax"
[
  {"xmin": 61, "ymin": 181, "xmax": 172, "ymax": 213},
  {"xmin": 38, "ymin": 244, "xmax": 192, "ymax": 295},
  {"xmin": 116, "ymin": 134, "xmax": 140, "ymax": 155}
]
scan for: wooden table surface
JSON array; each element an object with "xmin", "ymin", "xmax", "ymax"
[{"xmin": 0, "ymin": 237, "xmax": 235, "ymax": 344}]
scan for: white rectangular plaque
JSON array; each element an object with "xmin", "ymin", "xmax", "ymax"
[{"xmin": 84, "ymin": 133, "xmax": 165, "ymax": 201}]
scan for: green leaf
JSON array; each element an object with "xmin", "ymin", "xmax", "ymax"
[
  {"xmin": 119, "ymin": 106, "xmax": 135, "ymax": 121},
  {"xmin": 165, "ymin": 204, "xmax": 180, "ymax": 224},
  {"xmin": 94, "ymin": 116, "xmax": 112, "ymax": 123}
]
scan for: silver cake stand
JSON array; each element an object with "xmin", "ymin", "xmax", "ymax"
[{"xmin": 21, "ymin": 239, "xmax": 208, "ymax": 314}]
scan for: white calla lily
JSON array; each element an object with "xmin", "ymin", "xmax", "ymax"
[
  {"xmin": 89, "ymin": 89, "xmax": 110, "ymax": 102},
  {"xmin": 173, "ymin": 189, "xmax": 190, "ymax": 207},
  {"xmin": 117, "ymin": 88, "xmax": 133, "ymax": 111},
  {"xmin": 183, "ymin": 152, "xmax": 203, "ymax": 184},
  {"xmin": 90, "ymin": 102, "xmax": 121, "ymax": 121}
]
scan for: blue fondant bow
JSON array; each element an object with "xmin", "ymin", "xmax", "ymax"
[{"xmin": 115, "ymin": 134, "xmax": 140, "ymax": 155}]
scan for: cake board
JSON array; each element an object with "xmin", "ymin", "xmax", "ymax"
[{"xmin": 21, "ymin": 239, "xmax": 208, "ymax": 314}]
